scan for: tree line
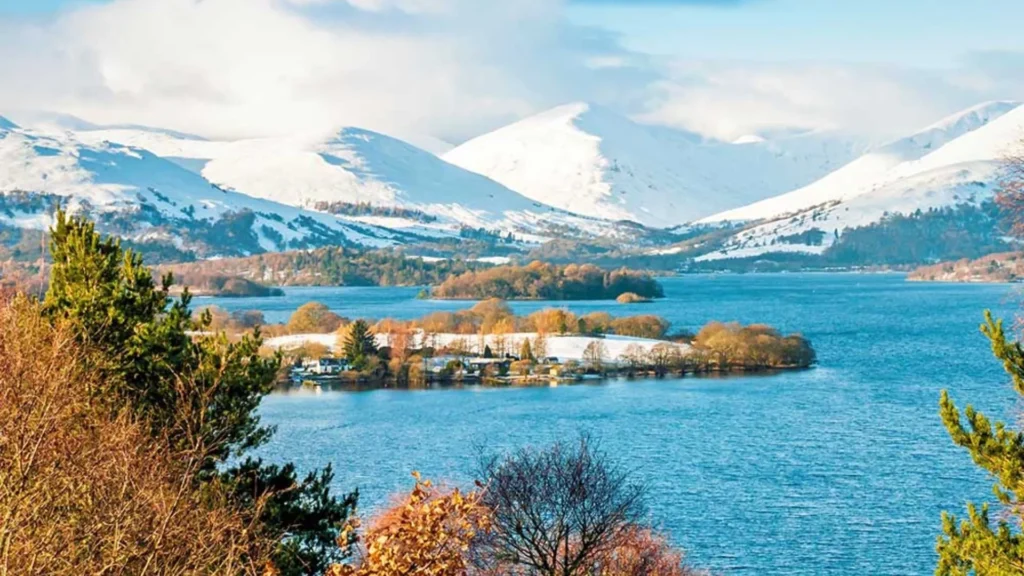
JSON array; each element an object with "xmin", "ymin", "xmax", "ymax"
[
  {"xmin": 159, "ymin": 246, "xmax": 486, "ymax": 288},
  {"xmin": 252, "ymin": 298, "xmax": 816, "ymax": 380},
  {"xmin": 428, "ymin": 261, "xmax": 664, "ymax": 300}
]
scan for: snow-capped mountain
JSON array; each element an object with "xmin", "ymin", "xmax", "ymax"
[
  {"xmin": 701, "ymin": 101, "xmax": 1021, "ymax": 225},
  {"xmin": 443, "ymin": 102, "xmax": 870, "ymax": 228},
  {"xmin": 64, "ymin": 123, "xmax": 627, "ymax": 242},
  {"xmin": 696, "ymin": 101, "xmax": 1024, "ymax": 261},
  {"xmin": 0, "ymin": 117, "xmax": 411, "ymax": 256}
]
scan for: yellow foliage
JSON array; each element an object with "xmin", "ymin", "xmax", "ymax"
[
  {"xmin": 0, "ymin": 297, "xmax": 275, "ymax": 576},
  {"xmin": 330, "ymin": 473, "xmax": 491, "ymax": 576}
]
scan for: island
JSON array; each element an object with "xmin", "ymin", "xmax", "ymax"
[
  {"xmin": 167, "ymin": 272, "xmax": 284, "ymax": 297},
  {"xmin": 616, "ymin": 292, "xmax": 653, "ymax": 304},
  {"xmin": 239, "ymin": 299, "xmax": 816, "ymax": 387},
  {"xmin": 427, "ymin": 261, "xmax": 664, "ymax": 301}
]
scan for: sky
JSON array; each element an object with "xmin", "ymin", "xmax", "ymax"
[{"xmin": 1, "ymin": 0, "xmax": 1023, "ymax": 143}]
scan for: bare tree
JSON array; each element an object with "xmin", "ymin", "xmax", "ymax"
[
  {"xmin": 997, "ymin": 141, "xmax": 1024, "ymax": 239},
  {"xmin": 475, "ymin": 435, "xmax": 647, "ymax": 576},
  {"xmin": 583, "ymin": 340, "xmax": 608, "ymax": 371}
]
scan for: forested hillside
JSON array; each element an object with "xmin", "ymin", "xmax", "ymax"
[{"xmin": 159, "ymin": 246, "xmax": 486, "ymax": 287}]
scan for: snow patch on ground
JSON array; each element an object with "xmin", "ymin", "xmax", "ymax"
[{"xmin": 265, "ymin": 331, "xmax": 690, "ymax": 364}]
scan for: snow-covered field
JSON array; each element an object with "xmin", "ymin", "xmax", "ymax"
[{"xmin": 265, "ymin": 331, "xmax": 690, "ymax": 364}]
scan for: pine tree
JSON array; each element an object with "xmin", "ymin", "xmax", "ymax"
[
  {"xmin": 520, "ymin": 338, "xmax": 534, "ymax": 362},
  {"xmin": 344, "ymin": 319, "xmax": 378, "ymax": 369},
  {"xmin": 937, "ymin": 311, "xmax": 1024, "ymax": 575},
  {"xmin": 42, "ymin": 211, "xmax": 357, "ymax": 575}
]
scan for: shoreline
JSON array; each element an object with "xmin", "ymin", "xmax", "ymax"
[{"xmin": 279, "ymin": 365, "xmax": 812, "ymax": 393}]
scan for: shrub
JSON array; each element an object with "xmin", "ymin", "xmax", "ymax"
[
  {"xmin": 329, "ymin": 473, "xmax": 491, "ymax": 576},
  {"xmin": 693, "ymin": 321, "xmax": 815, "ymax": 369},
  {"xmin": 612, "ymin": 315, "xmax": 670, "ymax": 339},
  {"xmin": 288, "ymin": 302, "xmax": 345, "ymax": 334}
]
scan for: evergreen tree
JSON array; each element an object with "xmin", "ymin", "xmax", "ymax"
[
  {"xmin": 483, "ymin": 344, "xmax": 494, "ymax": 359},
  {"xmin": 344, "ymin": 319, "xmax": 378, "ymax": 369},
  {"xmin": 520, "ymin": 338, "xmax": 534, "ymax": 362},
  {"xmin": 42, "ymin": 212, "xmax": 357, "ymax": 575},
  {"xmin": 937, "ymin": 311, "xmax": 1024, "ymax": 575}
]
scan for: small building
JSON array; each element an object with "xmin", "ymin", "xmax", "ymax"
[
  {"xmin": 303, "ymin": 357, "xmax": 350, "ymax": 375},
  {"xmin": 466, "ymin": 357, "xmax": 512, "ymax": 374}
]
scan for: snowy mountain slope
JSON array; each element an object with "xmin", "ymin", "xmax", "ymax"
[
  {"xmin": 700, "ymin": 101, "xmax": 1021, "ymax": 224},
  {"xmin": 696, "ymin": 102, "xmax": 1024, "ymax": 261},
  {"xmin": 443, "ymin": 102, "xmax": 870, "ymax": 228},
  {"xmin": 0, "ymin": 119, "xmax": 415, "ymax": 256},
  {"xmin": 66, "ymin": 123, "xmax": 632, "ymax": 242}
]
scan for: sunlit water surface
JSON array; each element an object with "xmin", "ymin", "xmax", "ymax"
[{"xmin": 202, "ymin": 274, "xmax": 1022, "ymax": 575}]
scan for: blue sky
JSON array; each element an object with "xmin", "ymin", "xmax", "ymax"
[
  {"xmin": 0, "ymin": 0, "xmax": 102, "ymax": 14},
  {"xmin": 569, "ymin": 0, "xmax": 1024, "ymax": 68},
  {"xmin": 7, "ymin": 0, "xmax": 1024, "ymax": 68}
]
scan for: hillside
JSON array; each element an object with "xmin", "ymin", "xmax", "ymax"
[
  {"xmin": 157, "ymin": 247, "xmax": 487, "ymax": 287},
  {"xmin": 66, "ymin": 123, "xmax": 635, "ymax": 243},
  {"xmin": 695, "ymin": 102, "xmax": 1024, "ymax": 262},
  {"xmin": 0, "ymin": 117, "xmax": 412, "ymax": 257},
  {"xmin": 702, "ymin": 101, "xmax": 1020, "ymax": 225},
  {"xmin": 444, "ymin": 102, "xmax": 869, "ymax": 228}
]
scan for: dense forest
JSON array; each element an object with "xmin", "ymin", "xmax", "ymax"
[
  {"xmin": 823, "ymin": 202, "xmax": 1009, "ymax": 265},
  {"xmin": 680, "ymin": 202, "xmax": 1011, "ymax": 273},
  {"xmin": 159, "ymin": 246, "xmax": 487, "ymax": 287},
  {"xmin": 429, "ymin": 261, "xmax": 664, "ymax": 300}
]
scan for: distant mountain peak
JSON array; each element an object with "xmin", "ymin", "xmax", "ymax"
[
  {"xmin": 702, "ymin": 100, "xmax": 1023, "ymax": 225},
  {"xmin": 919, "ymin": 100, "xmax": 1021, "ymax": 133},
  {"xmin": 695, "ymin": 100, "xmax": 1024, "ymax": 262},
  {"xmin": 445, "ymin": 101, "xmax": 867, "ymax": 227}
]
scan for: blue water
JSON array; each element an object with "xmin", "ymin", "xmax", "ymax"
[{"xmin": 205, "ymin": 274, "xmax": 1022, "ymax": 575}]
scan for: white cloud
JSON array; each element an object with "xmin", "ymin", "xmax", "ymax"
[
  {"xmin": 0, "ymin": 0, "xmax": 647, "ymax": 142},
  {"xmin": 0, "ymin": 0, "xmax": 1022, "ymax": 145},
  {"xmin": 641, "ymin": 58, "xmax": 1024, "ymax": 141}
]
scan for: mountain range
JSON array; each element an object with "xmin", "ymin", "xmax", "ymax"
[
  {"xmin": 2, "ymin": 99, "xmax": 1023, "ymax": 267},
  {"xmin": 694, "ymin": 100, "xmax": 1022, "ymax": 262}
]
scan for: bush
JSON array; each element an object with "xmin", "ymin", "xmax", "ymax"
[
  {"xmin": 693, "ymin": 321, "xmax": 816, "ymax": 369},
  {"xmin": 287, "ymin": 302, "xmax": 346, "ymax": 334},
  {"xmin": 330, "ymin": 473, "xmax": 490, "ymax": 576},
  {"xmin": 611, "ymin": 315, "xmax": 670, "ymax": 339}
]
